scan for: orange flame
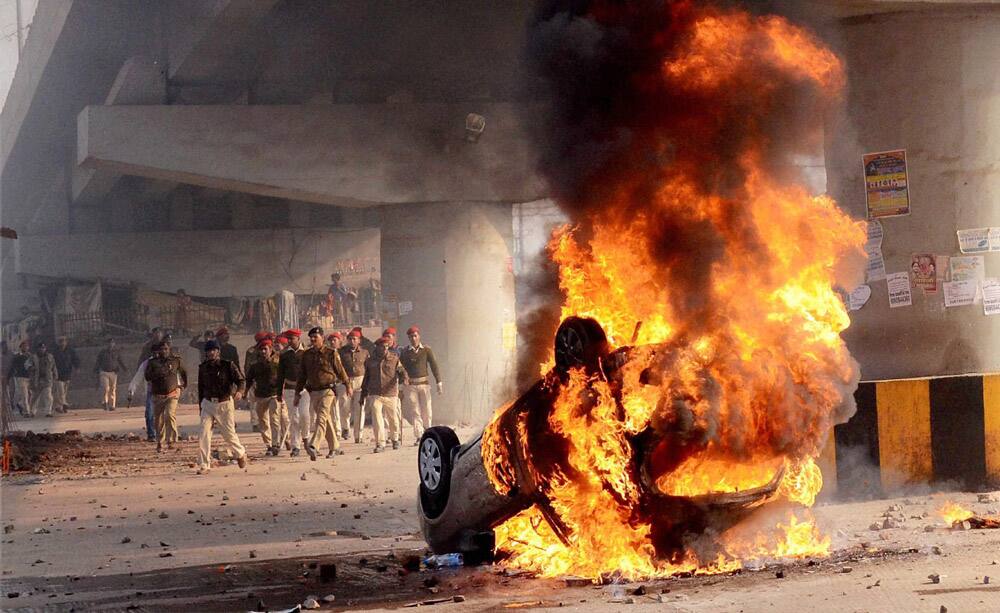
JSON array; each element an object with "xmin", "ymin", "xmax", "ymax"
[
  {"xmin": 491, "ymin": 5, "xmax": 861, "ymax": 579},
  {"xmin": 938, "ymin": 501, "xmax": 974, "ymax": 525}
]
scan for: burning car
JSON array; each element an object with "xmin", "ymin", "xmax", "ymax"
[{"xmin": 418, "ymin": 316, "xmax": 788, "ymax": 565}]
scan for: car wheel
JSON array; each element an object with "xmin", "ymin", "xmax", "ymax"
[
  {"xmin": 554, "ymin": 316, "xmax": 610, "ymax": 376},
  {"xmin": 418, "ymin": 426, "xmax": 460, "ymax": 519}
]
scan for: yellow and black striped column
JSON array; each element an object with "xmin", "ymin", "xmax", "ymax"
[{"xmin": 832, "ymin": 374, "xmax": 1000, "ymax": 495}]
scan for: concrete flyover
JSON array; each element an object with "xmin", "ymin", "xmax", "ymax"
[{"xmin": 77, "ymin": 103, "xmax": 545, "ymax": 207}]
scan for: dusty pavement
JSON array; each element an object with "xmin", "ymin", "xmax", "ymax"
[{"xmin": 1, "ymin": 407, "xmax": 999, "ymax": 612}]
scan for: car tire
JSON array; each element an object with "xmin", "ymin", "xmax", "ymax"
[
  {"xmin": 554, "ymin": 316, "xmax": 610, "ymax": 377},
  {"xmin": 418, "ymin": 426, "xmax": 461, "ymax": 520}
]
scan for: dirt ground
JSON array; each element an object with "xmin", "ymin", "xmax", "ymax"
[{"xmin": 2, "ymin": 406, "xmax": 999, "ymax": 612}]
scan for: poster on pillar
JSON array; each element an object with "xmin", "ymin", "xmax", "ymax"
[
  {"xmin": 863, "ymin": 150, "xmax": 910, "ymax": 219},
  {"xmin": 909, "ymin": 254, "xmax": 938, "ymax": 293}
]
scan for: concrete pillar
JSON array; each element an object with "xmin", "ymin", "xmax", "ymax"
[
  {"xmin": 826, "ymin": 7, "xmax": 1000, "ymax": 380},
  {"xmin": 381, "ymin": 202, "xmax": 517, "ymax": 426}
]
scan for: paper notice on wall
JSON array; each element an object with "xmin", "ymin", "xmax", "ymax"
[
  {"xmin": 502, "ymin": 321, "xmax": 517, "ymax": 351},
  {"xmin": 848, "ymin": 285, "xmax": 872, "ymax": 311},
  {"xmin": 863, "ymin": 150, "xmax": 910, "ymax": 218},
  {"xmin": 983, "ymin": 279, "xmax": 1000, "ymax": 316},
  {"xmin": 910, "ymin": 253, "xmax": 938, "ymax": 293},
  {"xmin": 990, "ymin": 228, "xmax": 1000, "ymax": 252},
  {"xmin": 864, "ymin": 220, "xmax": 886, "ymax": 281},
  {"xmin": 886, "ymin": 272, "xmax": 912, "ymax": 308},
  {"xmin": 957, "ymin": 228, "xmax": 990, "ymax": 254},
  {"xmin": 398, "ymin": 301, "xmax": 413, "ymax": 316},
  {"xmin": 943, "ymin": 280, "xmax": 977, "ymax": 307}
]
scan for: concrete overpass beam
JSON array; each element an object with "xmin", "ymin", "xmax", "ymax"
[{"xmin": 76, "ymin": 103, "xmax": 544, "ymax": 206}]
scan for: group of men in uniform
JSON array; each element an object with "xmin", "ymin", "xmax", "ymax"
[
  {"xmin": 126, "ymin": 323, "xmax": 443, "ymax": 472},
  {"xmin": 5, "ymin": 337, "xmax": 80, "ymax": 417}
]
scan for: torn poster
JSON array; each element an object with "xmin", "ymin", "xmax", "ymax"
[
  {"xmin": 983, "ymin": 279, "xmax": 1000, "ymax": 316},
  {"xmin": 887, "ymin": 272, "xmax": 912, "ymax": 308},
  {"xmin": 863, "ymin": 150, "xmax": 910, "ymax": 218},
  {"xmin": 848, "ymin": 285, "xmax": 872, "ymax": 311},
  {"xmin": 910, "ymin": 253, "xmax": 938, "ymax": 293},
  {"xmin": 957, "ymin": 228, "xmax": 990, "ymax": 254},
  {"xmin": 949, "ymin": 255, "xmax": 985, "ymax": 302},
  {"xmin": 864, "ymin": 220, "xmax": 886, "ymax": 281},
  {"xmin": 990, "ymin": 228, "xmax": 1000, "ymax": 252},
  {"xmin": 943, "ymin": 280, "xmax": 976, "ymax": 308}
]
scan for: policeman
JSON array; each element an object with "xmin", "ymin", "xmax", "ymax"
[
  {"xmin": 277, "ymin": 329, "xmax": 311, "ymax": 456},
  {"xmin": 295, "ymin": 326, "xmax": 351, "ymax": 461},
  {"xmin": 400, "ymin": 326, "xmax": 443, "ymax": 442},
  {"xmin": 245, "ymin": 331, "xmax": 271, "ymax": 432},
  {"xmin": 144, "ymin": 341, "xmax": 188, "ymax": 452},
  {"xmin": 94, "ymin": 337, "xmax": 128, "ymax": 411},
  {"xmin": 196, "ymin": 340, "xmax": 246, "ymax": 473},
  {"xmin": 7, "ymin": 340, "xmax": 34, "ymax": 416},
  {"xmin": 361, "ymin": 337, "xmax": 408, "ymax": 452},
  {"xmin": 245, "ymin": 339, "xmax": 282, "ymax": 456},
  {"xmin": 51, "ymin": 336, "xmax": 80, "ymax": 414},
  {"xmin": 339, "ymin": 330, "xmax": 369, "ymax": 443},
  {"xmin": 31, "ymin": 341, "xmax": 58, "ymax": 418},
  {"xmin": 327, "ymin": 332, "xmax": 351, "ymax": 440}
]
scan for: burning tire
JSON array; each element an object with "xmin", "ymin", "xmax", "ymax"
[{"xmin": 418, "ymin": 426, "xmax": 460, "ymax": 519}]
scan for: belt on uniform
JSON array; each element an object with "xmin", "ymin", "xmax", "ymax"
[
  {"xmin": 408, "ymin": 377, "xmax": 430, "ymax": 385},
  {"xmin": 205, "ymin": 396, "xmax": 231, "ymax": 403}
]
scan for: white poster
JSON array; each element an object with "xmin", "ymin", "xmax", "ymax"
[
  {"xmin": 943, "ymin": 280, "xmax": 976, "ymax": 308},
  {"xmin": 957, "ymin": 228, "xmax": 991, "ymax": 254},
  {"xmin": 990, "ymin": 228, "xmax": 1000, "ymax": 252},
  {"xmin": 848, "ymin": 285, "xmax": 872, "ymax": 311},
  {"xmin": 886, "ymin": 272, "xmax": 912, "ymax": 308},
  {"xmin": 983, "ymin": 279, "xmax": 1000, "ymax": 316},
  {"xmin": 864, "ymin": 220, "xmax": 886, "ymax": 282}
]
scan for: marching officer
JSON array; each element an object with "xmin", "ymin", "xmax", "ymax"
[
  {"xmin": 360, "ymin": 337, "xmax": 408, "ymax": 452},
  {"xmin": 295, "ymin": 327, "xmax": 351, "ymax": 461},
  {"xmin": 277, "ymin": 329, "xmax": 310, "ymax": 456},
  {"xmin": 245, "ymin": 339, "xmax": 283, "ymax": 456},
  {"xmin": 399, "ymin": 326, "xmax": 443, "ymax": 442},
  {"xmin": 339, "ymin": 330, "xmax": 369, "ymax": 443},
  {"xmin": 196, "ymin": 340, "xmax": 247, "ymax": 473},
  {"xmin": 144, "ymin": 341, "xmax": 188, "ymax": 452}
]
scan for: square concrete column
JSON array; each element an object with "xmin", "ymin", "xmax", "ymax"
[{"xmin": 380, "ymin": 202, "xmax": 517, "ymax": 425}]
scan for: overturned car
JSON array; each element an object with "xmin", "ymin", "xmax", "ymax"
[{"xmin": 417, "ymin": 317, "xmax": 787, "ymax": 563}]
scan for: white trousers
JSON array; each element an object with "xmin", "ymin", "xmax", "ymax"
[
  {"xmin": 367, "ymin": 395, "xmax": 399, "ymax": 447},
  {"xmin": 404, "ymin": 383, "xmax": 433, "ymax": 439},
  {"xmin": 346, "ymin": 376, "xmax": 365, "ymax": 442},
  {"xmin": 283, "ymin": 387, "xmax": 311, "ymax": 449},
  {"xmin": 53, "ymin": 380, "xmax": 70, "ymax": 409},
  {"xmin": 12, "ymin": 377, "xmax": 31, "ymax": 414},
  {"xmin": 335, "ymin": 382, "xmax": 352, "ymax": 435},
  {"xmin": 31, "ymin": 382, "xmax": 53, "ymax": 416},
  {"xmin": 198, "ymin": 398, "xmax": 246, "ymax": 470},
  {"xmin": 99, "ymin": 371, "xmax": 118, "ymax": 408}
]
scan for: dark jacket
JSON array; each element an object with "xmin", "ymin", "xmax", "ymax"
[
  {"xmin": 198, "ymin": 359, "xmax": 244, "ymax": 402},
  {"xmin": 361, "ymin": 352, "xmax": 408, "ymax": 398},
  {"xmin": 33, "ymin": 352, "xmax": 57, "ymax": 385},
  {"xmin": 220, "ymin": 343, "xmax": 240, "ymax": 369},
  {"xmin": 7, "ymin": 353, "xmax": 34, "ymax": 379},
  {"xmin": 399, "ymin": 344, "xmax": 442, "ymax": 383},
  {"xmin": 95, "ymin": 347, "xmax": 127, "ymax": 373},
  {"xmin": 246, "ymin": 355, "xmax": 281, "ymax": 398},
  {"xmin": 145, "ymin": 355, "xmax": 188, "ymax": 396},
  {"xmin": 277, "ymin": 347, "xmax": 305, "ymax": 387},
  {"xmin": 296, "ymin": 346, "xmax": 350, "ymax": 393},
  {"xmin": 52, "ymin": 346, "xmax": 81, "ymax": 381},
  {"xmin": 338, "ymin": 345, "xmax": 369, "ymax": 378}
]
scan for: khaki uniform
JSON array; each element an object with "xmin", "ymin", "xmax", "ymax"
[
  {"xmin": 145, "ymin": 355, "xmax": 187, "ymax": 446},
  {"xmin": 297, "ymin": 346, "xmax": 350, "ymax": 455},
  {"xmin": 94, "ymin": 346, "xmax": 127, "ymax": 410},
  {"xmin": 31, "ymin": 352, "xmax": 57, "ymax": 417},
  {"xmin": 339, "ymin": 345, "xmax": 369, "ymax": 442},
  {"xmin": 399, "ymin": 344, "xmax": 442, "ymax": 439},
  {"xmin": 360, "ymin": 350, "xmax": 408, "ymax": 448},
  {"xmin": 246, "ymin": 354, "xmax": 282, "ymax": 448}
]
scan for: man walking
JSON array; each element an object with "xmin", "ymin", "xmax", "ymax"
[
  {"xmin": 145, "ymin": 341, "xmax": 187, "ymax": 452},
  {"xmin": 327, "ymin": 332, "xmax": 351, "ymax": 440},
  {"xmin": 245, "ymin": 339, "xmax": 282, "ymax": 456},
  {"xmin": 7, "ymin": 340, "xmax": 34, "ymax": 416},
  {"xmin": 196, "ymin": 340, "xmax": 247, "ymax": 473},
  {"xmin": 361, "ymin": 337, "xmax": 408, "ymax": 452},
  {"xmin": 51, "ymin": 336, "xmax": 80, "ymax": 414},
  {"xmin": 94, "ymin": 337, "xmax": 127, "ymax": 411},
  {"xmin": 245, "ymin": 331, "xmax": 270, "ymax": 432},
  {"xmin": 138, "ymin": 328, "xmax": 164, "ymax": 368},
  {"xmin": 339, "ymin": 330, "xmax": 369, "ymax": 443},
  {"xmin": 277, "ymin": 329, "xmax": 310, "ymax": 456},
  {"xmin": 30, "ymin": 341, "xmax": 58, "ymax": 417},
  {"xmin": 400, "ymin": 326, "xmax": 443, "ymax": 442},
  {"xmin": 296, "ymin": 327, "xmax": 351, "ymax": 461},
  {"xmin": 216, "ymin": 327, "xmax": 241, "ymax": 368}
]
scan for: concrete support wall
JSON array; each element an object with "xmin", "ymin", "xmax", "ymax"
[
  {"xmin": 381, "ymin": 202, "xmax": 517, "ymax": 426},
  {"xmin": 826, "ymin": 8, "xmax": 1000, "ymax": 380},
  {"xmin": 15, "ymin": 228, "xmax": 380, "ymax": 297}
]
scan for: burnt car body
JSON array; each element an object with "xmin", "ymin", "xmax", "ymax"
[{"xmin": 417, "ymin": 317, "xmax": 783, "ymax": 560}]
